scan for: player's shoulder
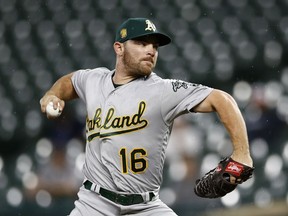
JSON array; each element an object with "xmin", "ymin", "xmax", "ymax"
[
  {"xmin": 147, "ymin": 73, "xmax": 180, "ymax": 86},
  {"xmin": 147, "ymin": 72, "xmax": 167, "ymax": 84},
  {"xmin": 147, "ymin": 73, "xmax": 211, "ymax": 92}
]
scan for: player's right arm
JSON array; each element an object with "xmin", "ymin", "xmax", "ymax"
[
  {"xmin": 40, "ymin": 72, "xmax": 78, "ymax": 117},
  {"xmin": 192, "ymin": 89, "xmax": 253, "ymax": 167}
]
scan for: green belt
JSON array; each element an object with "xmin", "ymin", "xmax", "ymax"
[{"xmin": 83, "ymin": 180, "xmax": 155, "ymax": 206}]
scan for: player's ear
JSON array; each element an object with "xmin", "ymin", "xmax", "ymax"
[{"xmin": 114, "ymin": 42, "xmax": 124, "ymax": 56}]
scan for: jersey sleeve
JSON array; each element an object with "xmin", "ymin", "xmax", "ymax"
[
  {"xmin": 161, "ymin": 79, "xmax": 213, "ymax": 123},
  {"xmin": 71, "ymin": 69, "xmax": 91, "ymax": 103}
]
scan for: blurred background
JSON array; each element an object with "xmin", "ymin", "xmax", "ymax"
[{"xmin": 0, "ymin": 0, "xmax": 288, "ymax": 215}]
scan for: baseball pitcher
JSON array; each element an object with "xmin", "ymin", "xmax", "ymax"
[{"xmin": 40, "ymin": 18, "xmax": 254, "ymax": 216}]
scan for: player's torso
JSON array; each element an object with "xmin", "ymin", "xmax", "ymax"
[{"xmin": 84, "ymin": 72, "xmax": 170, "ymax": 193}]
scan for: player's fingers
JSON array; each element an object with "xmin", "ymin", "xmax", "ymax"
[
  {"xmin": 50, "ymin": 98, "xmax": 60, "ymax": 110},
  {"xmin": 50, "ymin": 99, "xmax": 65, "ymax": 113},
  {"xmin": 40, "ymin": 95, "xmax": 61, "ymax": 113},
  {"xmin": 58, "ymin": 100, "xmax": 65, "ymax": 112}
]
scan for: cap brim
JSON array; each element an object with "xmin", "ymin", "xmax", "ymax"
[{"xmin": 131, "ymin": 32, "xmax": 171, "ymax": 46}]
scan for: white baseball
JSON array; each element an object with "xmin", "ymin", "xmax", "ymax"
[{"xmin": 46, "ymin": 102, "xmax": 61, "ymax": 117}]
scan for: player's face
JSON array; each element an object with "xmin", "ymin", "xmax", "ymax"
[{"xmin": 122, "ymin": 36, "xmax": 159, "ymax": 77}]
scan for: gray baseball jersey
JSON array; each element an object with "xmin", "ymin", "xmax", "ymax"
[{"xmin": 71, "ymin": 67, "xmax": 213, "ymax": 194}]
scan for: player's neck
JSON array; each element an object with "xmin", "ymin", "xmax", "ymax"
[{"xmin": 112, "ymin": 70, "xmax": 139, "ymax": 85}]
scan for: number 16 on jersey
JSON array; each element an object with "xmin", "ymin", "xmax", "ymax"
[{"xmin": 119, "ymin": 148, "xmax": 148, "ymax": 174}]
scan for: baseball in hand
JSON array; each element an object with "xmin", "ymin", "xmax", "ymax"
[{"xmin": 46, "ymin": 102, "xmax": 62, "ymax": 117}]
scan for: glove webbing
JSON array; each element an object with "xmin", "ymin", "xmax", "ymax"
[{"xmin": 194, "ymin": 167, "xmax": 236, "ymax": 198}]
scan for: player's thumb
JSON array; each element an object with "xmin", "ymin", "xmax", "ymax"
[{"xmin": 39, "ymin": 98, "xmax": 47, "ymax": 113}]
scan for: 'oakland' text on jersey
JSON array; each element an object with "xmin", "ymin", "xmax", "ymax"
[{"xmin": 86, "ymin": 101, "xmax": 148, "ymax": 140}]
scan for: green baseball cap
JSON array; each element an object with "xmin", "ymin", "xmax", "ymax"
[{"xmin": 115, "ymin": 18, "xmax": 171, "ymax": 46}]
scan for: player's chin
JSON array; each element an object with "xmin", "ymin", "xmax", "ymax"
[
  {"xmin": 140, "ymin": 63, "xmax": 154, "ymax": 74},
  {"xmin": 139, "ymin": 68, "xmax": 152, "ymax": 77}
]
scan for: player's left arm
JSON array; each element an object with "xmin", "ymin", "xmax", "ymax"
[{"xmin": 192, "ymin": 89, "xmax": 253, "ymax": 167}]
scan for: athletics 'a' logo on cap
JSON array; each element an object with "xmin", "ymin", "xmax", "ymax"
[
  {"xmin": 145, "ymin": 20, "xmax": 156, "ymax": 32},
  {"xmin": 120, "ymin": 28, "xmax": 127, "ymax": 39}
]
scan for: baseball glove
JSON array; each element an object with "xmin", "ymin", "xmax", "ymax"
[{"xmin": 194, "ymin": 157, "xmax": 254, "ymax": 198}]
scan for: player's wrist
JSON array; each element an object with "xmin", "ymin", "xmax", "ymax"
[{"xmin": 231, "ymin": 152, "xmax": 253, "ymax": 167}]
